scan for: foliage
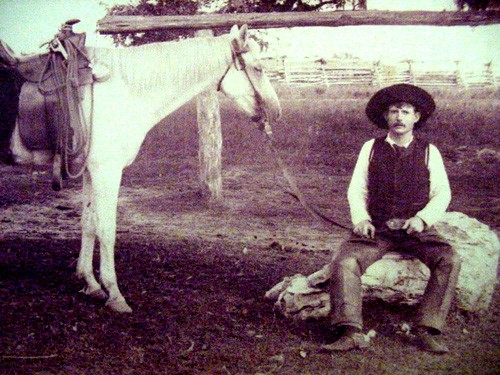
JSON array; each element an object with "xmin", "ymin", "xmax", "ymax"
[
  {"xmin": 107, "ymin": 0, "xmax": 205, "ymax": 45},
  {"xmin": 221, "ymin": 0, "xmax": 366, "ymax": 13},
  {"xmin": 454, "ymin": 0, "xmax": 500, "ymax": 10}
]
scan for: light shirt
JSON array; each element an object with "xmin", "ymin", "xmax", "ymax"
[{"xmin": 347, "ymin": 136, "xmax": 451, "ymax": 227}]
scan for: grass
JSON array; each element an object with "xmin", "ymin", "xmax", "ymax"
[
  {"xmin": 151, "ymin": 83, "xmax": 499, "ymax": 227},
  {"xmin": 201, "ymin": 84, "xmax": 500, "ymax": 172},
  {"xmin": 2, "ymin": 84, "xmax": 497, "ymax": 375}
]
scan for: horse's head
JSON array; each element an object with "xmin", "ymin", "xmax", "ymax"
[{"xmin": 218, "ymin": 25, "xmax": 281, "ymax": 125}]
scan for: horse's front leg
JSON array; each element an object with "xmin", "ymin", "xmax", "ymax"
[
  {"xmin": 89, "ymin": 164, "xmax": 132, "ymax": 313},
  {"xmin": 76, "ymin": 170, "xmax": 107, "ymax": 301}
]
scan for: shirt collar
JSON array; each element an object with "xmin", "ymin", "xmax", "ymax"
[{"xmin": 385, "ymin": 135, "xmax": 414, "ymax": 149}]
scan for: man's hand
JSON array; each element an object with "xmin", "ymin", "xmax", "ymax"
[
  {"xmin": 403, "ymin": 216, "xmax": 425, "ymax": 234},
  {"xmin": 353, "ymin": 219, "xmax": 375, "ymax": 239}
]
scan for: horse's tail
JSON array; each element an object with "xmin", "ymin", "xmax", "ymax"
[{"xmin": 0, "ymin": 68, "xmax": 24, "ymax": 164}]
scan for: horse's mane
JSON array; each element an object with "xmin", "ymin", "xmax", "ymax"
[{"xmin": 95, "ymin": 35, "xmax": 232, "ymax": 96}]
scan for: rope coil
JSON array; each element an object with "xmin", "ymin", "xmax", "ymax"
[{"xmin": 37, "ymin": 31, "xmax": 93, "ymax": 187}]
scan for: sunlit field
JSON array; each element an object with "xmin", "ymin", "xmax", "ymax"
[{"xmin": 151, "ymin": 83, "xmax": 499, "ymax": 180}]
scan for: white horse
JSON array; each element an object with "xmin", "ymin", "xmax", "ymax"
[{"xmin": 10, "ymin": 24, "xmax": 281, "ymax": 313}]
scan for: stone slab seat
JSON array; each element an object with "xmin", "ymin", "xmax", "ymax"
[{"xmin": 265, "ymin": 212, "xmax": 500, "ymax": 320}]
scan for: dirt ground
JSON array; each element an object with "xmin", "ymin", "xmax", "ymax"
[{"xmin": 0, "ymin": 100, "xmax": 499, "ymax": 374}]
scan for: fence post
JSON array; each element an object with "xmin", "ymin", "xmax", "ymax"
[
  {"xmin": 407, "ymin": 60, "xmax": 416, "ymax": 84},
  {"xmin": 373, "ymin": 60, "xmax": 382, "ymax": 86},
  {"xmin": 195, "ymin": 29, "xmax": 223, "ymax": 200},
  {"xmin": 282, "ymin": 56, "xmax": 290, "ymax": 84},
  {"xmin": 486, "ymin": 61, "xmax": 497, "ymax": 89},
  {"xmin": 455, "ymin": 60, "xmax": 468, "ymax": 89},
  {"xmin": 319, "ymin": 59, "xmax": 329, "ymax": 88}
]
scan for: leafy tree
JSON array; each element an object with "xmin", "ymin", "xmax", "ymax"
[
  {"xmin": 454, "ymin": 0, "xmax": 500, "ymax": 10},
  {"xmin": 107, "ymin": 0, "xmax": 366, "ymax": 46},
  {"xmin": 222, "ymin": 0, "xmax": 366, "ymax": 13},
  {"xmin": 108, "ymin": 0, "xmax": 205, "ymax": 45}
]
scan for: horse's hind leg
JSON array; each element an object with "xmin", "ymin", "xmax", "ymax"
[
  {"xmin": 89, "ymin": 164, "xmax": 132, "ymax": 313},
  {"xmin": 76, "ymin": 170, "xmax": 107, "ymax": 301}
]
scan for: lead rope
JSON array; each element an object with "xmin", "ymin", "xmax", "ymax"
[
  {"xmin": 38, "ymin": 34, "xmax": 93, "ymax": 189},
  {"xmin": 61, "ymin": 38, "xmax": 92, "ymax": 180},
  {"xmin": 259, "ymin": 122, "xmax": 351, "ymax": 231},
  {"xmin": 228, "ymin": 40, "xmax": 350, "ymax": 231}
]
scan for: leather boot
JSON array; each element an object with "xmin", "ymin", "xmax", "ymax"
[
  {"xmin": 319, "ymin": 326, "xmax": 369, "ymax": 352},
  {"xmin": 412, "ymin": 327, "xmax": 450, "ymax": 354}
]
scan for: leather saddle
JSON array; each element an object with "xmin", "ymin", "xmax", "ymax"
[{"xmin": 0, "ymin": 19, "xmax": 96, "ymax": 190}]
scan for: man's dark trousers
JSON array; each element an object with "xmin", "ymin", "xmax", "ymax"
[{"xmin": 329, "ymin": 228, "xmax": 461, "ymax": 332}]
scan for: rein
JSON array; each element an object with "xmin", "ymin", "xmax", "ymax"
[
  {"xmin": 218, "ymin": 38, "xmax": 349, "ymax": 231},
  {"xmin": 259, "ymin": 122, "xmax": 351, "ymax": 231}
]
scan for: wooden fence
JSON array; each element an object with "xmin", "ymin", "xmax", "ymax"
[{"xmin": 262, "ymin": 57, "xmax": 499, "ymax": 89}]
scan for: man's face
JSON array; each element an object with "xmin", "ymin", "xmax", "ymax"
[{"xmin": 383, "ymin": 102, "xmax": 421, "ymax": 136}]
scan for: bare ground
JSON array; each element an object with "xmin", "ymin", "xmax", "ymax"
[{"xmin": 1, "ymin": 100, "xmax": 499, "ymax": 374}]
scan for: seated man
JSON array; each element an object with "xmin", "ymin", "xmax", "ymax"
[{"xmin": 322, "ymin": 84, "xmax": 461, "ymax": 354}]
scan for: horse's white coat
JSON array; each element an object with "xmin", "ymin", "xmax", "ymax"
[{"xmin": 11, "ymin": 25, "xmax": 281, "ymax": 312}]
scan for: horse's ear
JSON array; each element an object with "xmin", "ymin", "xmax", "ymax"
[
  {"xmin": 230, "ymin": 24, "xmax": 239, "ymax": 37},
  {"xmin": 239, "ymin": 24, "xmax": 249, "ymax": 44},
  {"xmin": 230, "ymin": 24, "xmax": 249, "ymax": 51}
]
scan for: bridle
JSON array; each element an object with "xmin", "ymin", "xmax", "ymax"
[{"xmin": 216, "ymin": 40, "xmax": 266, "ymax": 124}]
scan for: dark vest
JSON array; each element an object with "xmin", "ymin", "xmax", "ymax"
[{"xmin": 368, "ymin": 137, "xmax": 430, "ymax": 228}]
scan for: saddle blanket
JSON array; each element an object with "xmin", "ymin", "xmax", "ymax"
[{"xmin": 18, "ymin": 82, "xmax": 56, "ymax": 150}]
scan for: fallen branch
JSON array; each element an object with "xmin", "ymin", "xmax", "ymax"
[{"xmin": 0, "ymin": 354, "xmax": 58, "ymax": 360}]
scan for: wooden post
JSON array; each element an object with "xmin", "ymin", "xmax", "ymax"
[
  {"xmin": 319, "ymin": 60, "xmax": 329, "ymax": 88},
  {"xmin": 282, "ymin": 56, "xmax": 290, "ymax": 85},
  {"xmin": 407, "ymin": 60, "xmax": 416, "ymax": 85},
  {"xmin": 485, "ymin": 62, "xmax": 497, "ymax": 89},
  {"xmin": 372, "ymin": 60, "xmax": 382, "ymax": 87},
  {"xmin": 455, "ymin": 60, "xmax": 468, "ymax": 89},
  {"xmin": 195, "ymin": 29, "xmax": 223, "ymax": 200},
  {"xmin": 98, "ymin": 11, "xmax": 500, "ymax": 34}
]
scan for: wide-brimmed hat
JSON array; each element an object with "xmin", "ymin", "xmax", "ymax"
[{"xmin": 366, "ymin": 84, "xmax": 435, "ymax": 129}]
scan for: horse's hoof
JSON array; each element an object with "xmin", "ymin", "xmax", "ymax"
[
  {"xmin": 106, "ymin": 298, "xmax": 133, "ymax": 313},
  {"xmin": 80, "ymin": 287, "xmax": 108, "ymax": 301},
  {"xmin": 89, "ymin": 289, "xmax": 108, "ymax": 301}
]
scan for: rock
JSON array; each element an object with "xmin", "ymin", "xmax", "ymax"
[
  {"xmin": 476, "ymin": 148, "xmax": 499, "ymax": 165},
  {"xmin": 361, "ymin": 253, "xmax": 429, "ymax": 305},
  {"xmin": 265, "ymin": 212, "xmax": 499, "ymax": 319},
  {"xmin": 364, "ymin": 212, "xmax": 499, "ymax": 311},
  {"xmin": 435, "ymin": 212, "xmax": 499, "ymax": 311},
  {"xmin": 264, "ymin": 264, "xmax": 331, "ymax": 321}
]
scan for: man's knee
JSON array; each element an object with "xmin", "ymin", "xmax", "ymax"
[{"xmin": 332, "ymin": 256, "xmax": 360, "ymax": 274}]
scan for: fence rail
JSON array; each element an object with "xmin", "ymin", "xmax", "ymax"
[{"xmin": 262, "ymin": 57, "xmax": 499, "ymax": 89}]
